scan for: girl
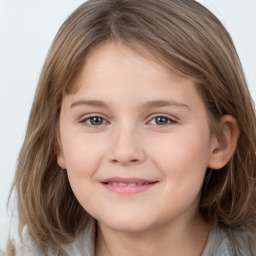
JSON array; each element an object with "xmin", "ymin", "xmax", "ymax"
[{"xmin": 5, "ymin": 0, "xmax": 256, "ymax": 255}]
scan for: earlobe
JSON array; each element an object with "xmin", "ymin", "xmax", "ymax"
[
  {"xmin": 54, "ymin": 139, "xmax": 67, "ymax": 169},
  {"xmin": 208, "ymin": 115, "xmax": 240, "ymax": 170}
]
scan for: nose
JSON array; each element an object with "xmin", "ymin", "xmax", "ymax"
[{"xmin": 108, "ymin": 125, "xmax": 146, "ymax": 165}]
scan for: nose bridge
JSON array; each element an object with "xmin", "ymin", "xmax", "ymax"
[{"xmin": 108, "ymin": 121, "xmax": 145, "ymax": 164}]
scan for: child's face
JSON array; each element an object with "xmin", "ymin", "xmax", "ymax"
[{"xmin": 57, "ymin": 42, "xmax": 217, "ymax": 233}]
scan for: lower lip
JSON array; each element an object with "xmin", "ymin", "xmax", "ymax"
[{"xmin": 101, "ymin": 182, "xmax": 158, "ymax": 194}]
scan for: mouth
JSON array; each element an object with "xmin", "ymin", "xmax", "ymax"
[{"xmin": 101, "ymin": 177, "xmax": 158, "ymax": 194}]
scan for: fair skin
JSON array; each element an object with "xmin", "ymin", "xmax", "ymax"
[{"xmin": 57, "ymin": 42, "xmax": 239, "ymax": 256}]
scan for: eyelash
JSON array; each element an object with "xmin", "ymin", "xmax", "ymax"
[
  {"xmin": 148, "ymin": 115, "xmax": 177, "ymax": 126},
  {"xmin": 80, "ymin": 114, "xmax": 177, "ymax": 127},
  {"xmin": 80, "ymin": 116, "xmax": 108, "ymax": 126}
]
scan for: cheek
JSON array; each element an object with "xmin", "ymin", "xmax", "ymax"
[
  {"xmin": 149, "ymin": 127, "xmax": 211, "ymax": 180},
  {"xmin": 62, "ymin": 134, "xmax": 106, "ymax": 178},
  {"xmin": 62, "ymin": 135, "xmax": 107, "ymax": 212}
]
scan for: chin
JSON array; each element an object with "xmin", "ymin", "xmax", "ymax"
[{"xmin": 98, "ymin": 213, "xmax": 156, "ymax": 233}]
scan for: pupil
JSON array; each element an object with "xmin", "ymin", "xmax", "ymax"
[
  {"xmin": 91, "ymin": 117, "xmax": 103, "ymax": 125},
  {"xmin": 156, "ymin": 117, "xmax": 168, "ymax": 125}
]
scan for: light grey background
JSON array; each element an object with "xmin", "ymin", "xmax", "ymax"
[{"xmin": 0, "ymin": 0, "xmax": 256, "ymax": 249}]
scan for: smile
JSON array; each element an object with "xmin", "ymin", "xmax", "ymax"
[
  {"xmin": 105, "ymin": 181, "xmax": 153, "ymax": 186},
  {"xmin": 101, "ymin": 177, "xmax": 158, "ymax": 194}
]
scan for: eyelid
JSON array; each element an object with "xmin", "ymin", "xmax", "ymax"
[
  {"xmin": 78, "ymin": 113, "xmax": 178, "ymax": 126},
  {"xmin": 147, "ymin": 114, "xmax": 178, "ymax": 125},
  {"xmin": 79, "ymin": 113, "xmax": 109, "ymax": 126}
]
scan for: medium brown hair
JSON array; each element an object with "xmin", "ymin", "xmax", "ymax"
[{"xmin": 8, "ymin": 0, "xmax": 256, "ymax": 254}]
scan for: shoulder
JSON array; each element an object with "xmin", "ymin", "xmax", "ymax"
[
  {"xmin": 3, "ymin": 218, "xmax": 96, "ymax": 256},
  {"xmin": 213, "ymin": 226, "xmax": 254, "ymax": 256},
  {"xmin": 61, "ymin": 218, "xmax": 96, "ymax": 256},
  {"xmin": 5, "ymin": 227, "xmax": 57, "ymax": 256}
]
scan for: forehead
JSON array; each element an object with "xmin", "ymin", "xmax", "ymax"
[
  {"xmin": 62, "ymin": 42, "xmax": 207, "ymax": 116},
  {"xmin": 71, "ymin": 41, "xmax": 194, "ymax": 93}
]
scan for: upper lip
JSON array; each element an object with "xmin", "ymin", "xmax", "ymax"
[{"xmin": 101, "ymin": 177, "xmax": 158, "ymax": 184}]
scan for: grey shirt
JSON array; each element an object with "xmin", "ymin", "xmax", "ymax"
[
  {"xmin": 3, "ymin": 220, "xmax": 254, "ymax": 255},
  {"xmin": 202, "ymin": 225, "xmax": 253, "ymax": 256}
]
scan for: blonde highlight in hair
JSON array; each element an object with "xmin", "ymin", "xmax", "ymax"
[{"xmin": 8, "ymin": 0, "xmax": 256, "ymax": 253}]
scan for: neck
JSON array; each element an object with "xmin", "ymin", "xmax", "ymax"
[{"xmin": 95, "ymin": 216, "xmax": 210, "ymax": 256}]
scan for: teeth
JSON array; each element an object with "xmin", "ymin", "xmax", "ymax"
[
  {"xmin": 127, "ymin": 183, "xmax": 137, "ymax": 186},
  {"xmin": 108, "ymin": 182, "xmax": 151, "ymax": 186}
]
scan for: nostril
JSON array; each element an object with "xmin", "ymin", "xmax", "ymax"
[
  {"xmin": 110, "ymin": 157, "xmax": 140, "ymax": 164},
  {"xmin": 108, "ymin": 147, "xmax": 146, "ymax": 164}
]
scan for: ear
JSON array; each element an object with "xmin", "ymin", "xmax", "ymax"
[
  {"xmin": 54, "ymin": 138, "xmax": 67, "ymax": 169},
  {"xmin": 208, "ymin": 115, "xmax": 240, "ymax": 170}
]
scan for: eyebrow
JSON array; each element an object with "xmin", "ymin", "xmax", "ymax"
[
  {"xmin": 70, "ymin": 99, "xmax": 191, "ymax": 111},
  {"xmin": 70, "ymin": 100, "xmax": 108, "ymax": 109},
  {"xmin": 141, "ymin": 100, "xmax": 191, "ymax": 110}
]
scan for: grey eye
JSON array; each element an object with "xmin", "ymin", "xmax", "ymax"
[
  {"xmin": 154, "ymin": 116, "xmax": 169, "ymax": 125},
  {"xmin": 148, "ymin": 116, "xmax": 176, "ymax": 126},
  {"xmin": 85, "ymin": 116, "xmax": 106, "ymax": 125}
]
